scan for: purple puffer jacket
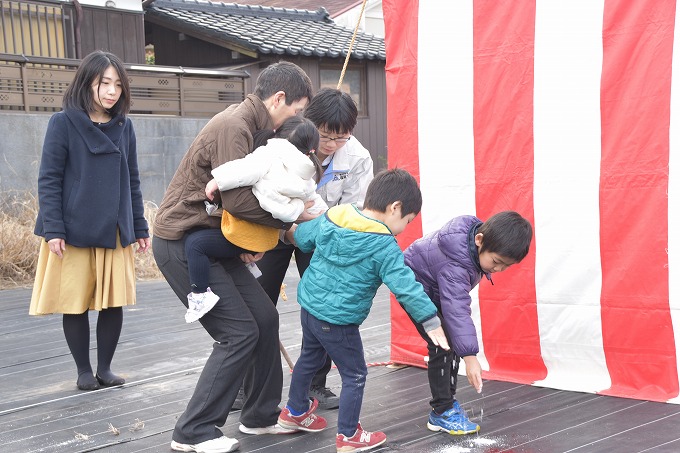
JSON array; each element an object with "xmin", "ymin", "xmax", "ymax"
[{"xmin": 404, "ymin": 215, "xmax": 488, "ymax": 357}]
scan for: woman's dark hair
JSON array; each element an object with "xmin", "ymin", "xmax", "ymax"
[
  {"xmin": 62, "ymin": 50, "xmax": 131, "ymax": 116},
  {"xmin": 252, "ymin": 116, "xmax": 323, "ymax": 182}
]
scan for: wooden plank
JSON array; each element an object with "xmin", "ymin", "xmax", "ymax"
[
  {"xmin": 0, "ymin": 64, "xmax": 22, "ymax": 78},
  {"xmin": 129, "ymin": 74, "xmax": 179, "ymax": 89},
  {"xmin": 0, "ymin": 92, "xmax": 23, "ymax": 106},
  {"xmin": 182, "ymin": 77, "xmax": 243, "ymax": 92},
  {"xmin": 105, "ymin": 11, "xmax": 126, "ymax": 64}
]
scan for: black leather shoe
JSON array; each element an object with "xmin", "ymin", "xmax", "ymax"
[
  {"xmin": 230, "ymin": 386, "xmax": 245, "ymax": 411},
  {"xmin": 77, "ymin": 373, "xmax": 101, "ymax": 391},
  {"xmin": 95, "ymin": 372, "xmax": 125, "ymax": 387},
  {"xmin": 309, "ymin": 386, "xmax": 340, "ymax": 409}
]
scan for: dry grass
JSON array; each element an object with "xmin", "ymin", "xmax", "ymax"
[
  {"xmin": 0, "ymin": 191, "xmax": 40, "ymax": 289},
  {"xmin": 135, "ymin": 201, "xmax": 163, "ymax": 281},
  {"xmin": 0, "ymin": 191, "xmax": 163, "ymax": 289}
]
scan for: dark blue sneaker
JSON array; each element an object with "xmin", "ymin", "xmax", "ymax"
[{"xmin": 427, "ymin": 400, "xmax": 480, "ymax": 435}]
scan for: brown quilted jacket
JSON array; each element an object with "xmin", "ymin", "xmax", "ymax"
[{"xmin": 153, "ymin": 95, "xmax": 292, "ymax": 240}]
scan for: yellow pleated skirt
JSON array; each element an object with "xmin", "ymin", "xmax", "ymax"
[{"xmin": 29, "ymin": 234, "xmax": 137, "ymax": 315}]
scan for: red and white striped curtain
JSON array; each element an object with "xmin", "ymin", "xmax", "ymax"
[{"xmin": 384, "ymin": 0, "xmax": 680, "ymax": 403}]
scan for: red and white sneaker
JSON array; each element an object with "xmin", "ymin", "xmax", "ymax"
[
  {"xmin": 336, "ymin": 423, "xmax": 387, "ymax": 452},
  {"xmin": 277, "ymin": 398, "xmax": 327, "ymax": 432}
]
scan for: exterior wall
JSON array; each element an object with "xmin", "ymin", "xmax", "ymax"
[
  {"xmin": 353, "ymin": 59, "xmax": 387, "ymax": 170},
  {"xmin": 248, "ymin": 56, "xmax": 388, "ymax": 174},
  {"xmin": 334, "ymin": 0, "xmax": 385, "ymax": 38},
  {"xmin": 75, "ymin": 0, "xmax": 142, "ymax": 11},
  {"xmin": 0, "ymin": 113, "xmax": 208, "ymax": 206},
  {"xmin": 0, "ymin": 2, "xmax": 144, "ymax": 62},
  {"xmin": 148, "ymin": 24, "xmax": 249, "ymax": 67},
  {"xmin": 1, "ymin": 55, "xmax": 388, "ymax": 206},
  {"xmin": 77, "ymin": 5, "xmax": 145, "ymax": 63}
]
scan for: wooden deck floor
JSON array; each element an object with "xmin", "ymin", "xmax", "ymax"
[{"xmin": 3, "ymin": 264, "xmax": 680, "ymax": 453}]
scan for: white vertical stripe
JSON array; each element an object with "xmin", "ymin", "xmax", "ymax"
[
  {"xmin": 666, "ymin": 1, "xmax": 680, "ymax": 404},
  {"xmin": 417, "ymin": 1, "xmax": 476, "ymax": 234},
  {"xmin": 532, "ymin": 0, "xmax": 610, "ymax": 392},
  {"xmin": 417, "ymin": 1, "xmax": 484, "ymax": 372}
]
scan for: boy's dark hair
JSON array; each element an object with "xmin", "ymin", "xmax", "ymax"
[
  {"xmin": 63, "ymin": 50, "xmax": 131, "ymax": 115},
  {"xmin": 363, "ymin": 168, "xmax": 422, "ymax": 216},
  {"xmin": 252, "ymin": 116, "xmax": 323, "ymax": 182},
  {"xmin": 303, "ymin": 87, "xmax": 358, "ymax": 134},
  {"xmin": 478, "ymin": 211, "xmax": 533, "ymax": 262},
  {"xmin": 253, "ymin": 61, "xmax": 313, "ymax": 105}
]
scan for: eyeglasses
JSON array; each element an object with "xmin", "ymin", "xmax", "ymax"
[{"xmin": 319, "ymin": 134, "xmax": 351, "ymax": 144}]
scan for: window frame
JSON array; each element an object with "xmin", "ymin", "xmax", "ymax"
[{"xmin": 319, "ymin": 62, "xmax": 367, "ymax": 117}]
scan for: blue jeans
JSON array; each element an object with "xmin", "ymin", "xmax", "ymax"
[
  {"xmin": 287, "ymin": 308, "xmax": 367, "ymax": 436},
  {"xmin": 255, "ymin": 241, "xmax": 332, "ymax": 386}
]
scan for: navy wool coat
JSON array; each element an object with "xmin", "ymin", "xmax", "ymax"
[{"xmin": 34, "ymin": 108, "xmax": 149, "ymax": 249}]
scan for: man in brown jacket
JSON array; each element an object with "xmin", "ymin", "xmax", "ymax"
[{"xmin": 153, "ymin": 61, "xmax": 313, "ymax": 453}]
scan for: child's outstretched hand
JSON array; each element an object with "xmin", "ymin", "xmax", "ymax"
[
  {"xmin": 463, "ymin": 355, "xmax": 483, "ymax": 393},
  {"xmin": 425, "ymin": 326, "xmax": 450, "ymax": 351},
  {"xmin": 205, "ymin": 179, "xmax": 219, "ymax": 201}
]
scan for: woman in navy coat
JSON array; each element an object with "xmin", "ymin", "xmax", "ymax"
[{"xmin": 29, "ymin": 51, "xmax": 150, "ymax": 391}]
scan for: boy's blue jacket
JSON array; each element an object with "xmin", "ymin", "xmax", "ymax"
[
  {"xmin": 294, "ymin": 204, "xmax": 440, "ymax": 328},
  {"xmin": 404, "ymin": 215, "xmax": 486, "ymax": 357}
]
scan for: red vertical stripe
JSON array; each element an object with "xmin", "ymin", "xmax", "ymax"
[
  {"xmin": 384, "ymin": 0, "xmax": 428, "ymax": 366},
  {"xmin": 599, "ymin": 0, "xmax": 677, "ymax": 401},
  {"xmin": 473, "ymin": 0, "xmax": 545, "ymax": 383}
]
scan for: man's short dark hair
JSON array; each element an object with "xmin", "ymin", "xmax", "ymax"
[
  {"xmin": 253, "ymin": 61, "xmax": 313, "ymax": 105},
  {"xmin": 363, "ymin": 168, "xmax": 422, "ymax": 216},
  {"xmin": 303, "ymin": 87, "xmax": 358, "ymax": 134},
  {"xmin": 478, "ymin": 211, "xmax": 533, "ymax": 262}
]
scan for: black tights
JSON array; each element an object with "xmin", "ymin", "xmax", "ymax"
[{"xmin": 62, "ymin": 307, "xmax": 123, "ymax": 378}]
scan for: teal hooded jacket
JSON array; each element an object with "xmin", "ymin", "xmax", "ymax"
[{"xmin": 294, "ymin": 204, "xmax": 440, "ymax": 329}]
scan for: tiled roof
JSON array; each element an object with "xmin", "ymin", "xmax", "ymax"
[
  {"xmin": 144, "ymin": 0, "xmax": 385, "ymax": 60},
  {"xmin": 205, "ymin": 0, "xmax": 365, "ymax": 18}
]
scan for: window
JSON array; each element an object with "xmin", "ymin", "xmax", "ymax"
[
  {"xmin": 0, "ymin": 0, "xmax": 72, "ymax": 58},
  {"xmin": 319, "ymin": 64, "xmax": 366, "ymax": 116}
]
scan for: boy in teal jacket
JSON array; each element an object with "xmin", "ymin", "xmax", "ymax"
[{"xmin": 278, "ymin": 168, "xmax": 450, "ymax": 453}]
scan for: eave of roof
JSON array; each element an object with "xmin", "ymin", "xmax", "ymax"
[{"xmin": 143, "ymin": 0, "xmax": 386, "ymax": 61}]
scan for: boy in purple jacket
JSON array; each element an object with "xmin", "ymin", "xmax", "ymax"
[{"xmin": 402, "ymin": 211, "xmax": 533, "ymax": 435}]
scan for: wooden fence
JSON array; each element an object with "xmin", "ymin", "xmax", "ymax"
[{"xmin": 0, "ymin": 53, "xmax": 247, "ymax": 117}]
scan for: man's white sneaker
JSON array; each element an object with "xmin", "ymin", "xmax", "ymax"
[
  {"xmin": 170, "ymin": 435, "xmax": 239, "ymax": 453},
  {"xmin": 238, "ymin": 423, "xmax": 299, "ymax": 435}
]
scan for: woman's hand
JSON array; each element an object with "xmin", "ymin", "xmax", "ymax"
[
  {"xmin": 48, "ymin": 238, "xmax": 66, "ymax": 258},
  {"xmin": 136, "ymin": 237, "xmax": 151, "ymax": 253}
]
